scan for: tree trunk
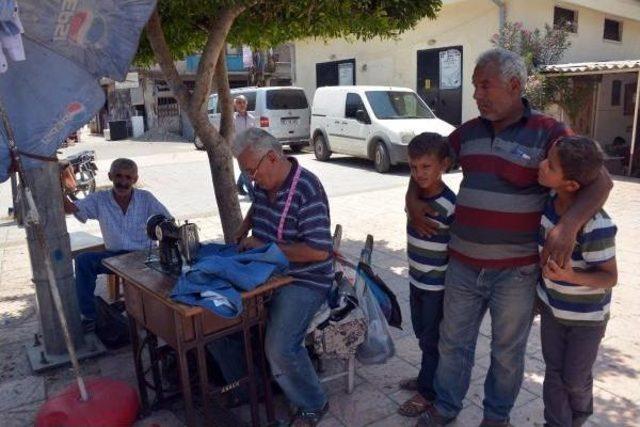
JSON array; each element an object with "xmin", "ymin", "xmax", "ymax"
[{"xmin": 146, "ymin": 7, "xmax": 245, "ymax": 242}]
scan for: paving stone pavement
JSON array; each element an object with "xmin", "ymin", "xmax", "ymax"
[{"xmin": 0, "ymin": 133, "xmax": 638, "ymax": 426}]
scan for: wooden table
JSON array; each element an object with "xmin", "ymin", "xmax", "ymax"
[{"xmin": 103, "ymin": 251, "xmax": 292, "ymax": 427}]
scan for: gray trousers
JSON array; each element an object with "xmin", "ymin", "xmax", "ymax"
[{"xmin": 540, "ymin": 306, "xmax": 606, "ymax": 427}]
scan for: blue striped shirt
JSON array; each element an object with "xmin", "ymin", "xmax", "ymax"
[
  {"xmin": 74, "ymin": 188, "xmax": 170, "ymax": 252},
  {"xmin": 537, "ymin": 195, "xmax": 617, "ymax": 326},
  {"xmin": 251, "ymin": 158, "xmax": 333, "ymax": 291},
  {"xmin": 407, "ymin": 185, "xmax": 456, "ymax": 291}
]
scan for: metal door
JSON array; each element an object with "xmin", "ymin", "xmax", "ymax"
[{"xmin": 416, "ymin": 46, "xmax": 463, "ymax": 126}]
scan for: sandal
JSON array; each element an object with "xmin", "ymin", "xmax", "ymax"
[
  {"xmin": 399, "ymin": 377, "xmax": 419, "ymax": 391},
  {"xmin": 397, "ymin": 393, "xmax": 431, "ymax": 417}
]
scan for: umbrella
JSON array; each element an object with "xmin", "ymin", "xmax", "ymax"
[
  {"xmin": 0, "ymin": 0, "xmax": 158, "ymax": 181},
  {"xmin": 0, "ymin": 0, "xmax": 157, "ymax": 415}
]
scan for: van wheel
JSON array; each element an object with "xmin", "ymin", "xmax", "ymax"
[
  {"xmin": 374, "ymin": 141, "xmax": 391, "ymax": 173},
  {"xmin": 314, "ymin": 134, "xmax": 331, "ymax": 161},
  {"xmin": 194, "ymin": 137, "xmax": 205, "ymax": 150}
]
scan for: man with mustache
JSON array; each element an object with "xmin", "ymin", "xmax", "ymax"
[{"xmin": 64, "ymin": 158, "xmax": 170, "ymax": 331}]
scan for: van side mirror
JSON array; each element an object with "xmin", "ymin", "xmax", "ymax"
[{"xmin": 355, "ymin": 109, "xmax": 370, "ymax": 124}]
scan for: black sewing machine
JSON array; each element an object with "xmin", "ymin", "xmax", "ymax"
[{"xmin": 146, "ymin": 214, "xmax": 200, "ymax": 275}]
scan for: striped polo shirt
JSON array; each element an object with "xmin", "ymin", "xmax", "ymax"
[
  {"xmin": 251, "ymin": 157, "xmax": 334, "ymax": 292},
  {"xmin": 449, "ymin": 99, "xmax": 572, "ymax": 268},
  {"xmin": 537, "ymin": 195, "xmax": 617, "ymax": 326},
  {"xmin": 407, "ymin": 185, "xmax": 456, "ymax": 291}
]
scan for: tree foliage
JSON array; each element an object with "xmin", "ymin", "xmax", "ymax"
[
  {"xmin": 137, "ymin": 0, "xmax": 441, "ymax": 64},
  {"xmin": 490, "ymin": 21, "xmax": 579, "ymax": 113}
]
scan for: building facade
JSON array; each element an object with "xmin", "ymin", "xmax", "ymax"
[{"xmin": 294, "ymin": 0, "xmax": 640, "ymax": 126}]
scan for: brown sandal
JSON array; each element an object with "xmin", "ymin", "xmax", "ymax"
[
  {"xmin": 399, "ymin": 378, "xmax": 419, "ymax": 391},
  {"xmin": 397, "ymin": 393, "xmax": 430, "ymax": 417}
]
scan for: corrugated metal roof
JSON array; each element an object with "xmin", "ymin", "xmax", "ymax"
[{"xmin": 541, "ymin": 60, "xmax": 640, "ymax": 74}]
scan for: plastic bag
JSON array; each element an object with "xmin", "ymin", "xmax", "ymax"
[{"xmin": 356, "ymin": 284, "xmax": 395, "ymax": 365}]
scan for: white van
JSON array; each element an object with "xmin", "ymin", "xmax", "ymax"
[
  {"xmin": 198, "ymin": 86, "xmax": 311, "ymax": 152},
  {"xmin": 310, "ymin": 86, "xmax": 455, "ymax": 172}
]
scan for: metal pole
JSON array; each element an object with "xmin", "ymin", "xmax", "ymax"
[
  {"xmin": 0, "ymin": 104, "xmax": 88, "ymax": 401},
  {"xmin": 629, "ymin": 70, "xmax": 640, "ymax": 176}
]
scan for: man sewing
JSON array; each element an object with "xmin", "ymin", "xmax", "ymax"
[
  {"xmin": 227, "ymin": 128, "xmax": 333, "ymax": 426},
  {"xmin": 64, "ymin": 158, "xmax": 170, "ymax": 331}
]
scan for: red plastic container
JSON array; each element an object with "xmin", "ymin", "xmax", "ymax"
[{"xmin": 36, "ymin": 377, "xmax": 139, "ymax": 427}]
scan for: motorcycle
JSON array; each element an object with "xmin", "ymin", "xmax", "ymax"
[{"xmin": 61, "ymin": 150, "xmax": 98, "ymax": 200}]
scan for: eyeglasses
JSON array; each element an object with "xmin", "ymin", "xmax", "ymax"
[{"xmin": 245, "ymin": 152, "xmax": 270, "ymax": 180}]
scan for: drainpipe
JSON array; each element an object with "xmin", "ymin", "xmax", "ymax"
[{"xmin": 491, "ymin": 0, "xmax": 506, "ymax": 31}]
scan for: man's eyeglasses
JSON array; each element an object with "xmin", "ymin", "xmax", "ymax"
[{"xmin": 244, "ymin": 152, "xmax": 270, "ymax": 180}]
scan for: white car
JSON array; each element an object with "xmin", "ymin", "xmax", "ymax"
[
  {"xmin": 198, "ymin": 86, "xmax": 311, "ymax": 152},
  {"xmin": 310, "ymin": 85, "xmax": 455, "ymax": 172}
]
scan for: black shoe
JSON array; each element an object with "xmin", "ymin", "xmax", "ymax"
[
  {"xmin": 416, "ymin": 407, "xmax": 455, "ymax": 427},
  {"xmin": 289, "ymin": 402, "xmax": 329, "ymax": 427},
  {"xmin": 81, "ymin": 318, "xmax": 96, "ymax": 333}
]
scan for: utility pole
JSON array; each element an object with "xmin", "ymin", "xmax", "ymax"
[{"xmin": 23, "ymin": 161, "xmax": 84, "ymax": 355}]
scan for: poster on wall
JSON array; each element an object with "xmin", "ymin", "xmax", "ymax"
[
  {"xmin": 338, "ymin": 62, "xmax": 354, "ymax": 86},
  {"xmin": 439, "ymin": 49, "xmax": 462, "ymax": 90}
]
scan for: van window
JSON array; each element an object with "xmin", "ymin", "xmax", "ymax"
[
  {"xmin": 345, "ymin": 93, "xmax": 366, "ymax": 119},
  {"xmin": 266, "ymin": 89, "xmax": 308, "ymax": 110},
  {"xmin": 365, "ymin": 91, "xmax": 435, "ymax": 120},
  {"xmin": 233, "ymin": 91, "xmax": 257, "ymax": 111}
]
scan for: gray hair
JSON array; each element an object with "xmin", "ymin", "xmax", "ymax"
[
  {"xmin": 232, "ymin": 128, "xmax": 283, "ymax": 158},
  {"xmin": 110, "ymin": 158, "xmax": 137, "ymax": 174},
  {"xmin": 234, "ymin": 95, "xmax": 247, "ymax": 102},
  {"xmin": 476, "ymin": 48, "xmax": 527, "ymax": 93}
]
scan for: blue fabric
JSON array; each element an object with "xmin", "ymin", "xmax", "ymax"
[
  {"xmin": 75, "ymin": 250, "xmax": 129, "ymax": 319},
  {"xmin": 171, "ymin": 243, "xmax": 289, "ymax": 318}
]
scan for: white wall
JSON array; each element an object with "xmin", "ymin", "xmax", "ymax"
[
  {"xmin": 594, "ymin": 72, "xmax": 638, "ymax": 148},
  {"xmin": 294, "ymin": 0, "xmax": 640, "ymax": 123},
  {"xmin": 295, "ymin": 0, "xmax": 498, "ymax": 122}
]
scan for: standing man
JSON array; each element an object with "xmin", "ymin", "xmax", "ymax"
[
  {"xmin": 233, "ymin": 94, "xmax": 256, "ymax": 199},
  {"xmin": 64, "ymin": 158, "xmax": 170, "ymax": 331},
  {"xmin": 409, "ymin": 48, "xmax": 612, "ymax": 426},
  {"xmin": 233, "ymin": 128, "xmax": 333, "ymax": 426}
]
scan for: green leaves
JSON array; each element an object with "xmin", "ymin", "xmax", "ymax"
[{"xmin": 136, "ymin": 0, "xmax": 441, "ymax": 63}]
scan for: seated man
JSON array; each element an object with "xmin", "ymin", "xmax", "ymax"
[
  {"xmin": 64, "ymin": 158, "xmax": 170, "ymax": 330},
  {"xmin": 233, "ymin": 128, "xmax": 334, "ymax": 426}
]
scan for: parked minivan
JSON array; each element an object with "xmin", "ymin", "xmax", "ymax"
[
  {"xmin": 197, "ymin": 86, "xmax": 311, "ymax": 151},
  {"xmin": 310, "ymin": 86, "xmax": 455, "ymax": 172}
]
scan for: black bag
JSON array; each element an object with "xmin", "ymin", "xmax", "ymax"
[{"xmin": 95, "ymin": 296, "xmax": 130, "ymax": 349}]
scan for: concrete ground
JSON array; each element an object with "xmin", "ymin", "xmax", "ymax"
[{"xmin": 0, "ymin": 131, "xmax": 638, "ymax": 426}]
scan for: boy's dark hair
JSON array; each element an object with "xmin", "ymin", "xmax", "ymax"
[
  {"xmin": 407, "ymin": 132, "xmax": 449, "ymax": 161},
  {"xmin": 555, "ymin": 136, "xmax": 604, "ymax": 186}
]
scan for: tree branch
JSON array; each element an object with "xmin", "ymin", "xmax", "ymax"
[
  {"xmin": 146, "ymin": 8, "xmax": 190, "ymax": 108},
  {"xmin": 190, "ymin": 4, "xmax": 247, "ymax": 114}
]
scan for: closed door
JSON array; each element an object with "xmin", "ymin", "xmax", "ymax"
[
  {"xmin": 416, "ymin": 46, "xmax": 463, "ymax": 126},
  {"xmin": 341, "ymin": 93, "xmax": 369, "ymax": 156}
]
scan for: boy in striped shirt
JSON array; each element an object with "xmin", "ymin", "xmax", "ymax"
[
  {"xmin": 537, "ymin": 136, "xmax": 618, "ymax": 427},
  {"xmin": 398, "ymin": 133, "xmax": 456, "ymax": 418}
]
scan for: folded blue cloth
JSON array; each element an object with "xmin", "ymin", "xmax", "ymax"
[{"xmin": 171, "ymin": 243, "xmax": 289, "ymax": 318}]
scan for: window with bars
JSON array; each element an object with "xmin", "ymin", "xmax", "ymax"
[{"xmin": 554, "ymin": 6, "xmax": 578, "ymax": 33}]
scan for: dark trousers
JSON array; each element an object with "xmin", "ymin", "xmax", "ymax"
[
  {"xmin": 409, "ymin": 285, "xmax": 444, "ymax": 401},
  {"xmin": 540, "ymin": 306, "xmax": 606, "ymax": 427},
  {"xmin": 75, "ymin": 250, "xmax": 129, "ymax": 319}
]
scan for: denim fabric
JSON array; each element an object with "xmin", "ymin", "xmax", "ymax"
[
  {"xmin": 75, "ymin": 250, "xmax": 129, "ymax": 319},
  {"xmin": 265, "ymin": 284, "xmax": 329, "ymax": 411},
  {"xmin": 540, "ymin": 306, "xmax": 606, "ymax": 427},
  {"xmin": 236, "ymin": 171, "xmax": 255, "ymax": 201},
  {"xmin": 410, "ymin": 286, "xmax": 444, "ymax": 401},
  {"xmin": 208, "ymin": 284, "xmax": 329, "ymax": 411},
  {"xmin": 433, "ymin": 257, "xmax": 538, "ymax": 422},
  {"xmin": 171, "ymin": 243, "xmax": 288, "ymax": 318}
]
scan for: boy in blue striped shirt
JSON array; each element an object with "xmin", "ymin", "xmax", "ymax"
[
  {"xmin": 537, "ymin": 136, "xmax": 618, "ymax": 427},
  {"xmin": 398, "ymin": 133, "xmax": 456, "ymax": 418}
]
